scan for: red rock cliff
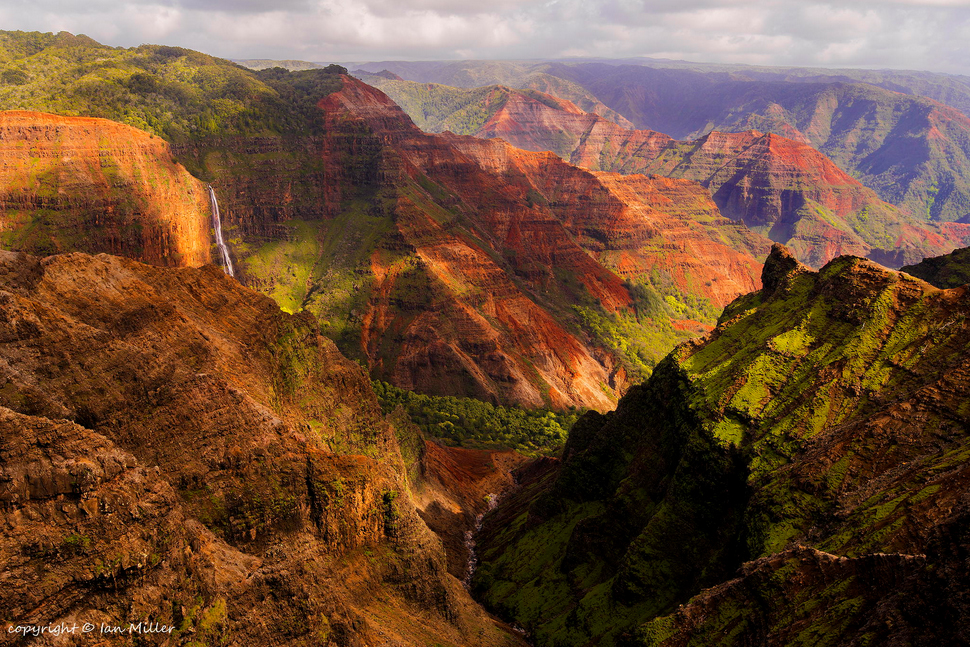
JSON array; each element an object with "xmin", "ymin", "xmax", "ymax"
[
  {"xmin": 0, "ymin": 111, "xmax": 211, "ymax": 267},
  {"xmin": 0, "ymin": 249, "xmax": 526, "ymax": 647},
  {"xmin": 472, "ymin": 92, "xmax": 970, "ymax": 268}
]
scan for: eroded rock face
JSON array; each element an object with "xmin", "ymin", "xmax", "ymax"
[
  {"xmin": 0, "ymin": 111, "xmax": 211, "ymax": 267},
  {"xmin": 316, "ymin": 78, "xmax": 633, "ymax": 409},
  {"xmin": 474, "ymin": 245, "xmax": 970, "ymax": 647},
  {"xmin": 0, "ymin": 249, "xmax": 526, "ymax": 647},
  {"xmin": 444, "ymin": 134, "xmax": 768, "ymax": 310},
  {"xmin": 471, "ymin": 91, "xmax": 970, "ymax": 268},
  {"xmin": 0, "ymin": 79, "xmax": 768, "ymax": 410},
  {"xmin": 310, "ymin": 77, "xmax": 771, "ymax": 406}
]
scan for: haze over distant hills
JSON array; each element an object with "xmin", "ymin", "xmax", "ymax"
[{"xmin": 345, "ymin": 59, "xmax": 970, "ymax": 222}]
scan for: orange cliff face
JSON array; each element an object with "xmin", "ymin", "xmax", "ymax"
[
  {"xmin": 0, "ymin": 111, "xmax": 211, "ymax": 267},
  {"xmin": 319, "ymin": 77, "xmax": 631, "ymax": 410},
  {"xmin": 313, "ymin": 77, "xmax": 773, "ymax": 407},
  {"xmin": 445, "ymin": 134, "xmax": 767, "ymax": 308},
  {"xmin": 470, "ymin": 91, "xmax": 970, "ymax": 268}
]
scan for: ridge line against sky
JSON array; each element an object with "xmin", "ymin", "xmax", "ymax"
[{"xmin": 3, "ymin": 0, "xmax": 970, "ymax": 76}]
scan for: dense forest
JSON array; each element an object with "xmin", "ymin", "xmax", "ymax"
[{"xmin": 372, "ymin": 380, "xmax": 583, "ymax": 455}]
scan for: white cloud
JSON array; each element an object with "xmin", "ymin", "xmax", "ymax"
[{"xmin": 1, "ymin": 0, "xmax": 968, "ymax": 74}]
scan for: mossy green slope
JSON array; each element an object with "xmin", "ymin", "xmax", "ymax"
[
  {"xmin": 475, "ymin": 244, "xmax": 970, "ymax": 646},
  {"xmin": 0, "ymin": 30, "xmax": 343, "ymax": 141},
  {"xmin": 901, "ymin": 244, "xmax": 970, "ymax": 288}
]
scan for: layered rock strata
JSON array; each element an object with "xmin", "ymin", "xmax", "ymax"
[
  {"xmin": 0, "ymin": 249, "xmax": 525, "ymax": 647},
  {"xmin": 0, "ymin": 111, "xmax": 211, "ymax": 267}
]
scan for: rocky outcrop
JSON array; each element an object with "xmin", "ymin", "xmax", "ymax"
[
  {"xmin": 0, "ymin": 111, "xmax": 211, "ymax": 267},
  {"xmin": 0, "ymin": 250, "xmax": 526, "ymax": 647},
  {"xmin": 474, "ymin": 245, "xmax": 970, "ymax": 646}
]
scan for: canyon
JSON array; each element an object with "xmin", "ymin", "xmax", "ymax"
[
  {"xmin": 0, "ymin": 249, "xmax": 528, "ymax": 646},
  {"xmin": 4, "ymin": 31, "xmax": 970, "ymax": 647},
  {"xmin": 366, "ymin": 79, "xmax": 970, "ymax": 269}
]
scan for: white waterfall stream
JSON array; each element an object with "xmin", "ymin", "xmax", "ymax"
[
  {"xmin": 463, "ymin": 493, "xmax": 499, "ymax": 588},
  {"xmin": 463, "ymin": 490, "xmax": 532, "ymax": 641},
  {"xmin": 207, "ymin": 185, "xmax": 234, "ymax": 277}
]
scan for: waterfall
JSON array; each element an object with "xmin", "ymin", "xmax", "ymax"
[
  {"xmin": 207, "ymin": 185, "xmax": 234, "ymax": 277},
  {"xmin": 463, "ymin": 493, "xmax": 499, "ymax": 588}
]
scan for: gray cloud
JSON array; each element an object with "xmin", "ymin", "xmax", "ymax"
[
  {"xmin": 2, "ymin": 0, "xmax": 969, "ymax": 75},
  {"xmin": 177, "ymin": 0, "xmax": 315, "ymax": 13}
]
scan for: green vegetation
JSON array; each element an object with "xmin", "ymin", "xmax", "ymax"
[
  {"xmin": 359, "ymin": 77, "xmax": 627, "ymax": 139},
  {"xmin": 356, "ymin": 78, "xmax": 511, "ymax": 135},
  {"xmin": 372, "ymin": 380, "xmax": 582, "ymax": 455},
  {"xmin": 61, "ymin": 532, "xmax": 92, "ymax": 554},
  {"xmin": 563, "ymin": 273, "xmax": 712, "ymax": 382},
  {"xmin": 475, "ymin": 250, "xmax": 970, "ymax": 646},
  {"xmin": 0, "ymin": 30, "xmax": 345, "ymax": 141}
]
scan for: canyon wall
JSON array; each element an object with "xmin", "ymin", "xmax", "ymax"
[
  {"xmin": 474, "ymin": 245, "xmax": 970, "ymax": 646},
  {"xmin": 0, "ymin": 111, "xmax": 211, "ymax": 267},
  {"xmin": 0, "ymin": 249, "xmax": 526, "ymax": 646}
]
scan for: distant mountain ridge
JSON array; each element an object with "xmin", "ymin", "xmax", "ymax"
[
  {"xmin": 354, "ymin": 57, "xmax": 970, "ymax": 120},
  {"xmin": 355, "ymin": 58, "xmax": 970, "ymax": 224},
  {"xmin": 354, "ymin": 72, "xmax": 634, "ymax": 130},
  {"xmin": 235, "ymin": 58, "xmax": 327, "ymax": 71},
  {"xmin": 370, "ymin": 80, "xmax": 970, "ymax": 268}
]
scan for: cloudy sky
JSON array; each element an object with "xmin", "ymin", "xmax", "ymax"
[{"xmin": 3, "ymin": 0, "xmax": 969, "ymax": 74}]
